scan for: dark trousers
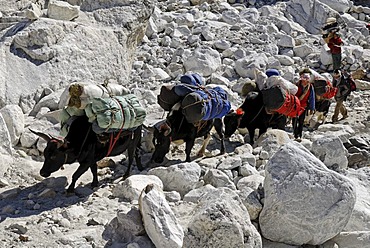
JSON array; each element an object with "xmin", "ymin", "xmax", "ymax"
[
  {"xmin": 292, "ymin": 109, "xmax": 307, "ymax": 139},
  {"xmin": 332, "ymin": 53, "xmax": 342, "ymax": 71}
]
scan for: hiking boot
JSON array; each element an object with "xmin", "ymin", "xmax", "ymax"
[
  {"xmin": 342, "ymin": 114, "xmax": 348, "ymax": 119},
  {"xmin": 332, "ymin": 118, "xmax": 338, "ymax": 123},
  {"xmin": 294, "ymin": 137, "xmax": 302, "ymax": 142}
]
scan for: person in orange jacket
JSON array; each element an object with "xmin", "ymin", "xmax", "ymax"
[
  {"xmin": 327, "ymin": 32, "xmax": 344, "ymax": 71},
  {"xmin": 292, "ymin": 72, "xmax": 315, "ymax": 141}
]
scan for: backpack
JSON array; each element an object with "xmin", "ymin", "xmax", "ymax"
[{"xmin": 346, "ymin": 77, "xmax": 357, "ymax": 91}]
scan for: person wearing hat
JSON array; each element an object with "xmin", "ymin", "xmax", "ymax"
[
  {"xmin": 292, "ymin": 72, "xmax": 315, "ymax": 141},
  {"xmin": 331, "ymin": 69, "xmax": 350, "ymax": 122}
]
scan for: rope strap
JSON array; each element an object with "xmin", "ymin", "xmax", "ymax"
[
  {"xmin": 182, "ymin": 98, "xmax": 208, "ymax": 109},
  {"xmin": 106, "ymin": 97, "xmax": 126, "ymax": 157}
]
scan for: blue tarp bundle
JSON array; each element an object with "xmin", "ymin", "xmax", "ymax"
[
  {"xmin": 200, "ymin": 86, "xmax": 231, "ymax": 120},
  {"xmin": 181, "ymin": 86, "xmax": 231, "ymax": 123},
  {"xmin": 158, "ymin": 73, "xmax": 231, "ymax": 123},
  {"xmin": 180, "ymin": 73, "xmax": 204, "ymax": 86}
]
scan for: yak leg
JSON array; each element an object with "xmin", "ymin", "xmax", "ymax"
[
  {"xmin": 321, "ymin": 113, "xmax": 327, "ymax": 124},
  {"xmin": 258, "ymin": 126, "xmax": 268, "ymax": 138},
  {"xmin": 123, "ymin": 145, "xmax": 136, "ymax": 179},
  {"xmin": 197, "ymin": 133, "xmax": 211, "ymax": 157},
  {"xmin": 185, "ymin": 139, "xmax": 196, "ymax": 162},
  {"xmin": 135, "ymin": 133, "xmax": 144, "ymax": 171},
  {"xmin": 276, "ymin": 115, "xmax": 287, "ymax": 130},
  {"xmin": 90, "ymin": 163, "xmax": 98, "ymax": 188},
  {"xmin": 213, "ymin": 118, "xmax": 225, "ymax": 154},
  {"xmin": 248, "ymin": 128, "xmax": 256, "ymax": 145},
  {"xmin": 67, "ymin": 163, "xmax": 90, "ymax": 193},
  {"xmin": 135, "ymin": 147, "xmax": 143, "ymax": 171}
]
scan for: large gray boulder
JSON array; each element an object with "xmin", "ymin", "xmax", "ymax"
[
  {"xmin": 148, "ymin": 162, "xmax": 201, "ymax": 197},
  {"xmin": 0, "ymin": 104, "xmax": 24, "ymax": 146},
  {"xmin": 0, "ymin": 0, "xmax": 154, "ymax": 108},
  {"xmin": 254, "ymin": 129, "xmax": 291, "ymax": 158},
  {"xmin": 331, "ymin": 231, "xmax": 370, "ymax": 248},
  {"xmin": 311, "ymin": 134, "xmax": 349, "ymax": 170},
  {"xmin": 320, "ymin": 0, "xmax": 351, "ymax": 13},
  {"xmin": 343, "ymin": 167, "xmax": 370, "ymax": 231},
  {"xmin": 286, "ymin": 0, "xmax": 338, "ymax": 34},
  {"xmin": 183, "ymin": 46, "xmax": 221, "ymax": 77},
  {"xmin": 183, "ymin": 187, "xmax": 262, "ymax": 248},
  {"xmin": 0, "ymin": 114, "xmax": 12, "ymax": 155},
  {"xmin": 139, "ymin": 184, "xmax": 184, "ymax": 248},
  {"xmin": 235, "ymin": 53, "xmax": 268, "ymax": 78},
  {"xmin": 47, "ymin": 0, "xmax": 80, "ymax": 21},
  {"xmin": 259, "ymin": 141, "xmax": 356, "ymax": 246}
]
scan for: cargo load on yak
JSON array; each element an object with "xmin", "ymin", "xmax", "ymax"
[
  {"xmin": 157, "ymin": 84, "xmax": 182, "ymax": 111},
  {"xmin": 255, "ymin": 69, "xmax": 302, "ymax": 117},
  {"xmin": 255, "ymin": 69, "xmax": 297, "ymax": 94},
  {"xmin": 59, "ymin": 82, "xmax": 130, "ymax": 110},
  {"xmin": 84, "ymin": 94, "xmax": 146, "ymax": 134},
  {"xmin": 59, "ymin": 82, "xmax": 130, "ymax": 136},
  {"xmin": 313, "ymin": 79, "xmax": 337, "ymax": 99},
  {"xmin": 309, "ymin": 69, "xmax": 337, "ymax": 99},
  {"xmin": 274, "ymin": 93, "xmax": 304, "ymax": 117},
  {"xmin": 157, "ymin": 73, "xmax": 203, "ymax": 111},
  {"xmin": 181, "ymin": 86, "xmax": 231, "ymax": 123},
  {"xmin": 179, "ymin": 73, "xmax": 204, "ymax": 86},
  {"xmin": 177, "ymin": 73, "xmax": 231, "ymax": 123},
  {"xmin": 261, "ymin": 86, "xmax": 304, "ymax": 117},
  {"xmin": 157, "ymin": 73, "xmax": 230, "ymax": 123},
  {"xmin": 241, "ymin": 80, "xmax": 257, "ymax": 97},
  {"xmin": 59, "ymin": 106, "xmax": 86, "ymax": 137}
]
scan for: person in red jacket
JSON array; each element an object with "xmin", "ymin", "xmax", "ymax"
[
  {"xmin": 292, "ymin": 72, "xmax": 315, "ymax": 141},
  {"xmin": 327, "ymin": 32, "xmax": 343, "ymax": 71}
]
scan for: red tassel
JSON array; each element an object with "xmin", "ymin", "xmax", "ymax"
[{"xmin": 235, "ymin": 108, "xmax": 244, "ymax": 116}]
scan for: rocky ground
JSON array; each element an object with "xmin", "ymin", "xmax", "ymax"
[{"xmin": 1, "ymin": 0, "xmax": 370, "ymax": 248}]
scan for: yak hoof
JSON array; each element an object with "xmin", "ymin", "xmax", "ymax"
[
  {"xmin": 91, "ymin": 181, "xmax": 98, "ymax": 189},
  {"xmin": 122, "ymin": 171, "xmax": 131, "ymax": 180}
]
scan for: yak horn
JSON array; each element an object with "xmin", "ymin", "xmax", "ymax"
[
  {"xmin": 163, "ymin": 127, "xmax": 171, "ymax": 137},
  {"xmin": 160, "ymin": 123, "xmax": 172, "ymax": 136},
  {"xmin": 29, "ymin": 129, "xmax": 51, "ymax": 142}
]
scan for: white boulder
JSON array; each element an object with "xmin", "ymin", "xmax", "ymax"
[{"xmin": 259, "ymin": 142, "xmax": 356, "ymax": 245}]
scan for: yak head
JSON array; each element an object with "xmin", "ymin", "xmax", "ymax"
[
  {"xmin": 223, "ymin": 108, "xmax": 244, "ymax": 138},
  {"xmin": 30, "ymin": 129, "xmax": 70, "ymax": 178},
  {"xmin": 151, "ymin": 120, "xmax": 172, "ymax": 164}
]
